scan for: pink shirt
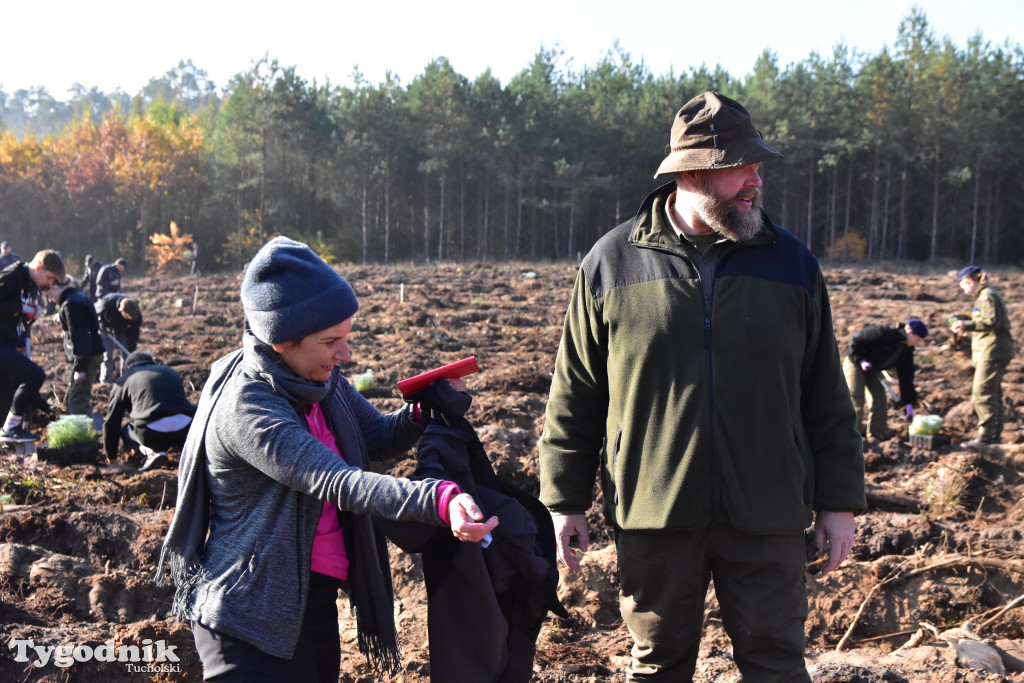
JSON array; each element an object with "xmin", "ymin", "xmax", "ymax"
[
  {"xmin": 306, "ymin": 403, "xmax": 349, "ymax": 580},
  {"xmin": 305, "ymin": 403, "xmax": 460, "ymax": 581}
]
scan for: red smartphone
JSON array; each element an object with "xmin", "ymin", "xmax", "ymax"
[{"xmin": 397, "ymin": 356, "xmax": 480, "ymax": 397}]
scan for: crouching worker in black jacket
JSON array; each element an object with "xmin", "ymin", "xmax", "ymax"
[
  {"xmin": 103, "ymin": 350, "xmax": 197, "ymax": 471},
  {"xmin": 843, "ymin": 318, "xmax": 928, "ymax": 441}
]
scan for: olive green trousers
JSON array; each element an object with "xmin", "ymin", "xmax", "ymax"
[
  {"xmin": 615, "ymin": 526, "xmax": 810, "ymax": 682},
  {"xmin": 842, "ymin": 356, "xmax": 889, "ymax": 438},
  {"xmin": 973, "ymin": 359, "xmax": 1009, "ymax": 440}
]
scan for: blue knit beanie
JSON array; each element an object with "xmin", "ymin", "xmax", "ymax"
[{"xmin": 241, "ymin": 236, "xmax": 359, "ymax": 345}]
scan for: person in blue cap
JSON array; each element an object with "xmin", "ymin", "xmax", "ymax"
[
  {"xmin": 843, "ymin": 319, "xmax": 928, "ymax": 441},
  {"xmin": 950, "ymin": 266, "xmax": 1016, "ymax": 446}
]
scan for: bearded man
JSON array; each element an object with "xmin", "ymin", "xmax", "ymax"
[{"xmin": 538, "ymin": 91, "xmax": 865, "ymax": 682}]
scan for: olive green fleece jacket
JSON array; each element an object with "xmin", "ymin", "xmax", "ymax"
[
  {"xmin": 963, "ymin": 285, "xmax": 1015, "ymax": 363},
  {"xmin": 539, "ymin": 182, "xmax": 865, "ymax": 535}
]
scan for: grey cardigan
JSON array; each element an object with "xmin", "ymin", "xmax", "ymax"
[{"xmin": 161, "ymin": 333, "xmax": 442, "ymax": 662}]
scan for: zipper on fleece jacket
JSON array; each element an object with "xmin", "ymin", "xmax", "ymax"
[
  {"xmin": 634, "ymin": 237, "xmax": 727, "ymax": 523},
  {"xmin": 695, "ymin": 266, "xmax": 722, "ymax": 523},
  {"xmin": 686, "ymin": 238, "xmax": 737, "ymax": 524}
]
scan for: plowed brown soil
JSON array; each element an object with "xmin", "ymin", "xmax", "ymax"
[{"xmin": 1, "ymin": 263, "xmax": 1022, "ymax": 682}]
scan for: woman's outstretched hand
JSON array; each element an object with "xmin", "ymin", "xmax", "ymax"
[{"xmin": 448, "ymin": 493, "xmax": 499, "ymax": 543}]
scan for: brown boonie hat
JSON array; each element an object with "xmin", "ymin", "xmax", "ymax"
[{"xmin": 654, "ymin": 91, "xmax": 782, "ymax": 177}]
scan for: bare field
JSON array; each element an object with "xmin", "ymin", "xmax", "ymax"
[{"xmin": 2, "ymin": 263, "xmax": 1023, "ymax": 682}]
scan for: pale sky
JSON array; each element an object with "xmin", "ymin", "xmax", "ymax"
[{"xmin": 3, "ymin": 0, "xmax": 1022, "ymax": 97}]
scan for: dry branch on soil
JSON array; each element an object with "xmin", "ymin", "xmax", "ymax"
[{"xmin": 838, "ymin": 555, "xmax": 1024, "ymax": 652}]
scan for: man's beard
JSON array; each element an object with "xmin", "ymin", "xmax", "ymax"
[{"xmin": 694, "ymin": 177, "xmax": 764, "ymax": 242}]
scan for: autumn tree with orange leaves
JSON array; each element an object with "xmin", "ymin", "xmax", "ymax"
[
  {"xmin": 147, "ymin": 220, "xmax": 194, "ymax": 274},
  {"xmin": 4, "ymin": 14, "xmax": 1024, "ymax": 268},
  {"xmin": 0, "ymin": 107, "xmax": 205, "ymax": 274}
]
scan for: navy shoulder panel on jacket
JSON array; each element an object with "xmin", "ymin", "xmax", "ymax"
[
  {"xmin": 718, "ymin": 225, "xmax": 820, "ymax": 298},
  {"xmin": 582, "ymin": 220, "xmax": 697, "ymax": 300},
  {"xmin": 582, "ymin": 219, "xmax": 818, "ymax": 300}
]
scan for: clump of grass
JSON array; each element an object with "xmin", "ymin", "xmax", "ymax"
[
  {"xmin": 352, "ymin": 369, "xmax": 376, "ymax": 394},
  {"xmin": 922, "ymin": 466, "xmax": 967, "ymax": 515},
  {"xmin": 45, "ymin": 415, "xmax": 98, "ymax": 448},
  {"xmin": 915, "ymin": 351, "xmax": 943, "ymax": 366}
]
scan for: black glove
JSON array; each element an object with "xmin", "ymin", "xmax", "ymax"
[
  {"xmin": 32, "ymin": 393, "xmax": 53, "ymax": 419},
  {"xmin": 404, "ymin": 379, "xmax": 472, "ymax": 425}
]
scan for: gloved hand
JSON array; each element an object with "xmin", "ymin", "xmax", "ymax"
[
  {"xmin": 73, "ymin": 371, "xmax": 87, "ymax": 382},
  {"xmin": 859, "ymin": 360, "xmax": 872, "ymax": 372},
  {"xmin": 403, "ymin": 380, "xmax": 473, "ymax": 427},
  {"xmin": 21, "ymin": 302, "xmax": 42, "ymax": 321},
  {"xmin": 32, "ymin": 394, "xmax": 53, "ymax": 420},
  {"xmin": 904, "ymin": 404, "xmax": 914, "ymax": 420}
]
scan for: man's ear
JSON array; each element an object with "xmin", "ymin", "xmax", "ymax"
[
  {"xmin": 675, "ymin": 170, "xmax": 701, "ymax": 191},
  {"xmin": 271, "ymin": 342, "xmax": 286, "ymax": 354}
]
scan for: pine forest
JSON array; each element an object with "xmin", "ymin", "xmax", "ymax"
[{"xmin": 1, "ymin": 8, "xmax": 1022, "ymax": 274}]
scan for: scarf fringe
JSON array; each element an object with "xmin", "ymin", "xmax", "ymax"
[
  {"xmin": 356, "ymin": 617, "xmax": 402, "ymax": 679},
  {"xmin": 155, "ymin": 549, "xmax": 206, "ymax": 621}
]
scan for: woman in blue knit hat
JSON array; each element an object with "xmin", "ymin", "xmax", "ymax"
[
  {"xmin": 950, "ymin": 266, "xmax": 1016, "ymax": 446},
  {"xmin": 160, "ymin": 236, "xmax": 498, "ymax": 682}
]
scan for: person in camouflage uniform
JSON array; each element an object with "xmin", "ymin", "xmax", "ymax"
[{"xmin": 950, "ymin": 266, "xmax": 1016, "ymax": 446}]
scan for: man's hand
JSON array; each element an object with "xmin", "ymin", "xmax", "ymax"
[
  {"xmin": 950, "ymin": 320, "xmax": 966, "ymax": 335},
  {"xmin": 812, "ymin": 510, "xmax": 855, "ymax": 574},
  {"xmin": 551, "ymin": 512, "xmax": 589, "ymax": 572},
  {"xmin": 447, "ymin": 492, "xmax": 499, "ymax": 543}
]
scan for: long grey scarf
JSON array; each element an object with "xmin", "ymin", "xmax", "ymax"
[{"xmin": 158, "ymin": 332, "xmax": 401, "ymax": 677}]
